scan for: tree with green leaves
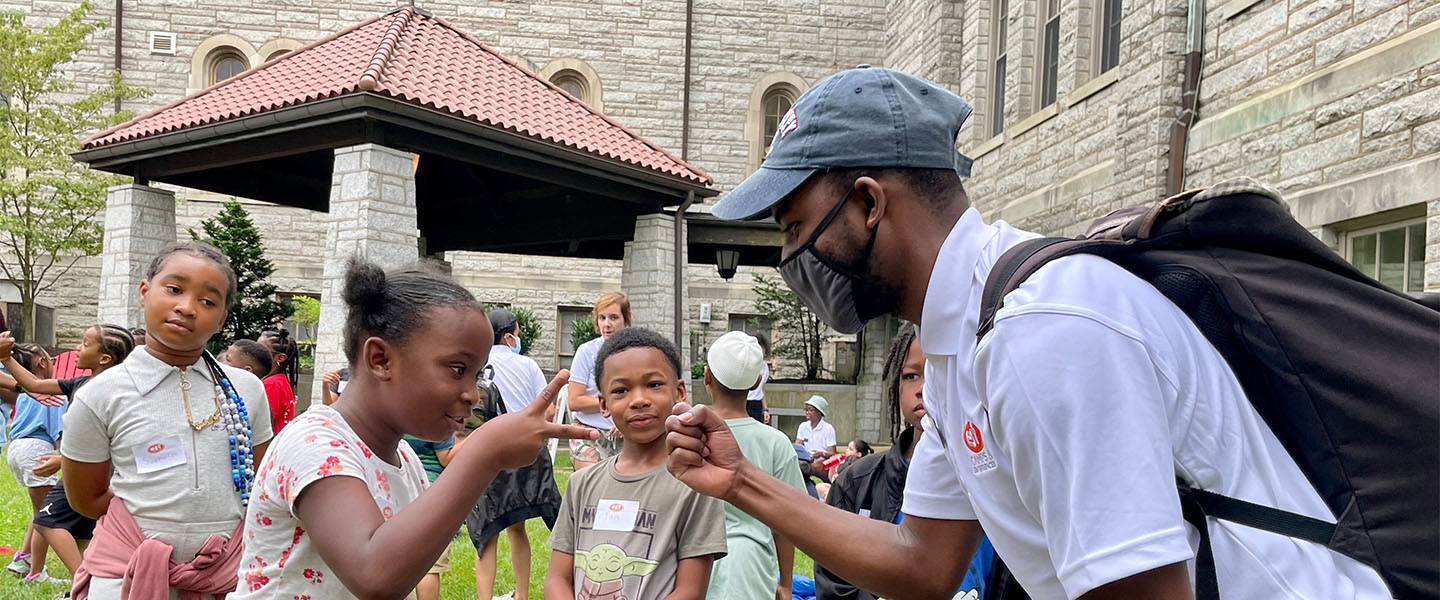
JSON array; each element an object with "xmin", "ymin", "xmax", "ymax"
[
  {"xmin": 0, "ymin": 2, "xmax": 147, "ymax": 340},
  {"xmin": 752, "ymin": 272, "xmax": 826, "ymax": 380},
  {"xmin": 190, "ymin": 200, "xmax": 290, "ymax": 352},
  {"xmin": 289, "ymin": 295, "xmax": 320, "ymax": 369}
]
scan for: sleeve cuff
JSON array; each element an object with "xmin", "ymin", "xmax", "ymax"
[
  {"xmin": 677, "ymin": 543, "xmax": 729, "ymax": 560},
  {"xmin": 901, "ymin": 486, "xmax": 978, "ymax": 521},
  {"xmin": 1057, "ymin": 525, "xmax": 1195, "ymax": 599},
  {"xmin": 59, "ymin": 445, "xmax": 109, "ymax": 464}
]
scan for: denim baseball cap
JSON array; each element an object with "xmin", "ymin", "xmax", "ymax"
[{"xmin": 712, "ymin": 66, "xmax": 975, "ymax": 221}]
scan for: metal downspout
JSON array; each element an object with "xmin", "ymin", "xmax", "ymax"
[
  {"xmin": 1167, "ymin": 0, "xmax": 1205, "ymax": 196},
  {"xmin": 114, "ymin": 0, "xmax": 123, "ymax": 113},
  {"xmin": 674, "ymin": 0, "xmax": 694, "ymax": 350}
]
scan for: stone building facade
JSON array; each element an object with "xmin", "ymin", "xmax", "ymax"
[{"xmin": 1, "ymin": 0, "xmax": 1435, "ymax": 444}]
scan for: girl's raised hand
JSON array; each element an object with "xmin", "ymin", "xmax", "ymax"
[
  {"xmin": 0, "ymin": 331, "xmax": 13, "ymax": 361},
  {"xmin": 468, "ymin": 370, "xmax": 597, "ymax": 470}
]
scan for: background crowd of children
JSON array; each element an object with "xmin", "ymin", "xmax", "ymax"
[{"xmin": 0, "ymin": 241, "xmax": 963, "ymax": 600}]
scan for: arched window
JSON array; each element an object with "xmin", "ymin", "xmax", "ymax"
[
  {"xmin": 266, "ymin": 49, "xmax": 291, "ymax": 62},
  {"xmin": 550, "ymin": 69, "xmax": 590, "ymax": 103},
  {"xmin": 209, "ymin": 50, "xmax": 248, "ymax": 85},
  {"xmin": 745, "ymin": 73, "xmax": 807, "ymax": 174},
  {"xmin": 761, "ymin": 87, "xmax": 796, "ymax": 155}
]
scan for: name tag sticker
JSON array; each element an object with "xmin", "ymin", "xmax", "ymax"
[
  {"xmin": 593, "ymin": 499, "xmax": 639, "ymax": 532},
  {"xmin": 132, "ymin": 435, "xmax": 187, "ymax": 474}
]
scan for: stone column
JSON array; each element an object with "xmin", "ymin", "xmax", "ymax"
[
  {"xmin": 853, "ymin": 315, "xmax": 895, "ymax": 443},
  {"xmin": 97, "ymin": 184, "xmax": 176, "ymax": 327},
  {"xmin": 621, "ymin": 213, "xmax": 689, "ymax": 367},
  {"xmin": 311, "ymin": 144, "xmax": 419, "ymax": 402}
]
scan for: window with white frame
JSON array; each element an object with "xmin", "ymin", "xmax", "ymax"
[
  {"xmin": 991, "ymin": 0, "xmax": 1009, "ymax": 137},
  {"xmin": 1346, "ymin": 219, "xmax": 1426, "ymax": 293},
  {"xmin": 1038, "ymin": 0, "xmax": 1060, "ymax": 109}
]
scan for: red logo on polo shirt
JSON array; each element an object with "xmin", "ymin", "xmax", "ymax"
[
  {"xmin": 962, "ymin": 422, "xmax": 984, "ymax": 453},
  {"xmin": 148, "ymin": 443, "xmax": 166, "ymax": 454}
]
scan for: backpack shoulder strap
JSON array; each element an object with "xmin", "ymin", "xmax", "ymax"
[{"xmin": 976, "ymin": 237, "xmax": 1103, "ymax": 342}]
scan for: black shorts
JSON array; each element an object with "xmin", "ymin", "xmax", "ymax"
[
  {"xmin": 32, "ymin": 482, "xmax": 95, "ymax": 540},
  {"xmin": 746, "ymin": 400, "xmax": 765, "ymax": 422}
]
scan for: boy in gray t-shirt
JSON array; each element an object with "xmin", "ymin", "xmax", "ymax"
[{"xmin": 546, "ymin": 328, "xmax": 727, "ymax": 600}]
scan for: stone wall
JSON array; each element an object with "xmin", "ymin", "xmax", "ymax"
[
  {"xmin": 886, "ymin": 0, "xmax": 965, "ymax": 90},
  {"xmin": 883, "ymin": 0, "xmax": 1437, "ymax": 290},
  {"xmin": 1186, "ymin": 6, "xmax": 1439, "ymax": 290},
  {"xmin": 940, "ymin": 0, "xmax": 1188, "ymax": 238}
]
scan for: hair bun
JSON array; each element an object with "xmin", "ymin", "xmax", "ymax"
[{"xmin": 342, "ymin": 258, "xmax": 388, "ymax": 312}]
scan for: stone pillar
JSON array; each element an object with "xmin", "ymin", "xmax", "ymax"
[
  {"xmin": 853, "ymin": 315, "xmax": 895, "ymax": 443},
  {"xmin": 621, "ymin": 213, "xmax": 689, "ymax": 367},
  {"xmin": 311, "ymin": 144, "xmax": 419, "ymax": 402},
  {"xmin": 97, "ymin": 184, "xmax": 176, "ymax": 327}
]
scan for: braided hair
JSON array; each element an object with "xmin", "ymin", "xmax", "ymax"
[
  {"xmin": 11, "ymin": 343, "xmax": 49, "ymax": 374},
  {"xmin": 260, "ymin": 328, "xmax": 300, "ymax": 389},
  {"xmin": 93, "ymin": 324, "xmax": 136, "ymax": 367},
  {"xmin": 881, "ymin": 322, "xmax": 920, "ymax": 442}
]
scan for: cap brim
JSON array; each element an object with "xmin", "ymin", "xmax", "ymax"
[{"xmin": 711, "ymin": 167, "xmax": 818, "ymax": 221}]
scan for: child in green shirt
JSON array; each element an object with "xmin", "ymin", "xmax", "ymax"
[{"xmin": 702, "ymin": 331, "xmax": 807, "ymax": 600}]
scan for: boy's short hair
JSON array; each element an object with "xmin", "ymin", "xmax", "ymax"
[{"xmin": 594, "ymin": 327, "xmax": 682, "ymax": 389}]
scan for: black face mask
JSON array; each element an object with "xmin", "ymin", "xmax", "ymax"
[{"xmin": 778, "ymin": 187, "xmax": 880, "ymax": 335}]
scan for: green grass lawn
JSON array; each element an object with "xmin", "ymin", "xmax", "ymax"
[{"xmin": 1, "ymin": 450, "xmax": 812, "ymax": 600}]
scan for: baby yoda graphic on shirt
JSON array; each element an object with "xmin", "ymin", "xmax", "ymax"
[
  {"xmin": 574, "ymin": 544, "xmax": 659, "ymax": 600},
  {"xmin": 549, "ymin": 462, "xmax": 728, "ymax": 600}
]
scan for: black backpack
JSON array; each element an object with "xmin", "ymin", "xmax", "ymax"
[{"xmin": 976, "ymin": 178, "xmax": 1440, "ymax": 599}]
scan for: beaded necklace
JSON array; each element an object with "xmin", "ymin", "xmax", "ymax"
[{"xmin": 201, "ymin": 353, "xmax": 256, "ymax": 507}]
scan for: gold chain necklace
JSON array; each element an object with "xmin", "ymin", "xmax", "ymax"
[{"xmin": 178, "ymin": 367, "xmax": 221, "ymax": 431}]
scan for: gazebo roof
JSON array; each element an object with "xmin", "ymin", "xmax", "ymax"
[{"xmin": 82, "ymin": 6, "xmax": 708, "ymax": 185}]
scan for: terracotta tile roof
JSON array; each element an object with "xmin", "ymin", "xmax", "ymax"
[{"xmin": 82, "ymin": 7, "xmax": 710, "ymax": 185}]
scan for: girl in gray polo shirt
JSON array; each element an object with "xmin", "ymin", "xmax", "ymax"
[{"xmin": 62, "ymin": 242, "xmax": 273, "ymax": 600}]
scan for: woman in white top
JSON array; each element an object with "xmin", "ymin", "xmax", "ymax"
[{"xmin": 566, "ymin": 291, "xmax": 631, "ymax": 470}]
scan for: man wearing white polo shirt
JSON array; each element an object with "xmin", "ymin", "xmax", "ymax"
[
  {"xmin": 795, "ymin": 396, "xmax": 836, "ymax": 459},
  {"xmin": 661, "ymin": 66, "xmax": 1390, "ymax": 599}
]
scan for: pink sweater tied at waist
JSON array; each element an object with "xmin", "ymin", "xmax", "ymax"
[{"xmin": 72, "ymin": 496, "xmax": 245, "ymax": 600}]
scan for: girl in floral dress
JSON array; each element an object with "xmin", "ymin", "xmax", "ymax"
[{"xmin": 232, "ymin": 258, "xmax": 594, "ymax": 600}]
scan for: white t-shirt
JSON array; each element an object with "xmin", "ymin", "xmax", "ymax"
[
  {"xmin": 232, "ymin": 405, "xmax": 427, "ymax": 599},
  {"xmin": 795, "ymin": 420, "xmax": 835, "ymax": 456},
  {"xmin": 901, "ymin": 208, "xmax": 1389, "ymax": 599},
  {"xmin": 62, "ymin": 348, "xmax": 273, "ymax": 562},
  {"xmin": 486, "ymin": 346, "xmax": 548, "ymax": 415},
  {"xmin": 746, "ymin": 363, "xmax": 769, "ymax": 403},
  {"xmin": 568, "ymin": 336, "xmax": 612, "ymax": 429}
]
